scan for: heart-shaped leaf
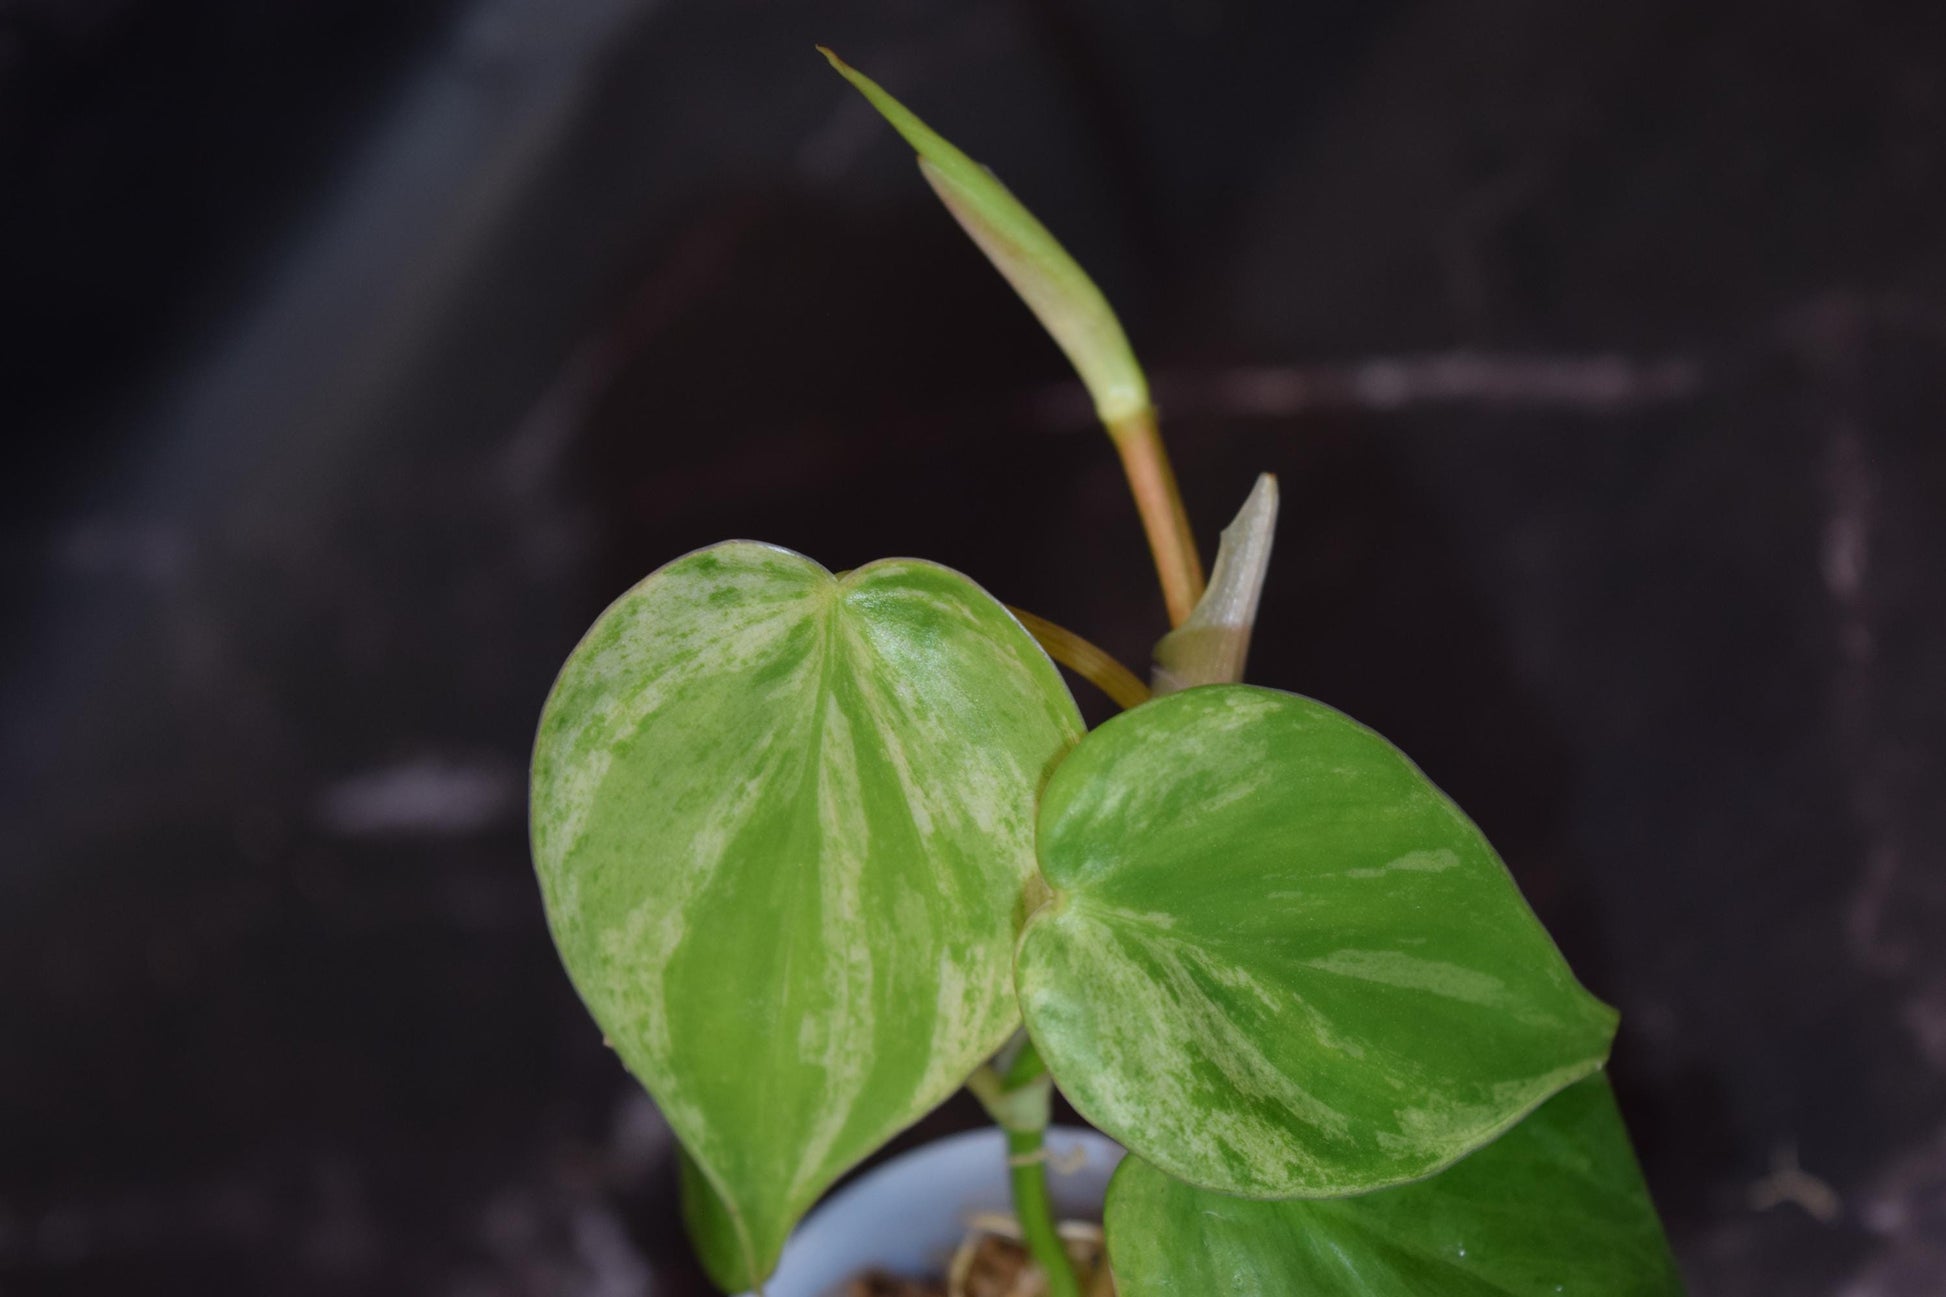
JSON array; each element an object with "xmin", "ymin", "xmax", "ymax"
[
  {"xmin": 1016, "ymin": 684, "xmax": 1617, "ymax": 1198},
  {"xmin": 531, "ymin": 541, "xmax": 1083, "ymax": 1286},
  {"xmin": 1105, "ymin": 1075, "xmax": 1685, "ymax": 1296}
]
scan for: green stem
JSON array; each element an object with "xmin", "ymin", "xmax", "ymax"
[
  {"xmin": 968, "ymin": 1036, "xmax": 1085, "ymax": 1297},
  {"xmin": 1007, "ymin": 1124, "xmax": 1084, "ymax": 1297}
]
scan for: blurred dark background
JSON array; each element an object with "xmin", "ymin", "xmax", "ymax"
[{"xmin": 5, "ymin": 0, "xmax": 1945, "ymax": 1292}]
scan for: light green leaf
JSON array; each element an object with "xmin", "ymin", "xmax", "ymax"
[
  {"xmin": 1105, "ymin": 1075, "xmax": 1685, "ymax": 1296},
  {"xmin": 1016, "ymin": 684, "xmax": 1617, "ymax": 1198},
  {"xmin": 820, "ymin": 46, "xmax": 1151, "ymax": 426},
  {"xmin": 531, "ymin": 541, "xmax": 1084, "ymax": 1286}
]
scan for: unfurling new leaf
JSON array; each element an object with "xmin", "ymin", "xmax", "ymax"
[{"xmin": 821, "ymin": 47, "xmax": 1151, "ymax": 427}]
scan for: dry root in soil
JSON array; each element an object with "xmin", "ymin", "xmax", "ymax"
[{"xmin": 846, "ymin": 1214, "xmax": 1114, "ymax": 1297}]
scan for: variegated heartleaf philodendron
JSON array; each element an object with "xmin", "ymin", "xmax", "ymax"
[
  {"xmin": 525, "ymin": 45, "xmax": 1684, "ymax": 1297},
  {"xmin": 1017, "ymin": 685, "xmax": 1618, "ymax": 1200},
  {"xmin": 530, "ymin": 541, "xmax": 1083, "ymax": 1287}
]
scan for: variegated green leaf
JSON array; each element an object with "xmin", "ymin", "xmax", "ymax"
[
  {"xmin": 1016, "ymin": 684, "xmax": 1618, "ymax": 1198},
  {"xmin": 820, "ymin": 47, "xmax": 1151, "ymax": 426},
  {"xmin": 531, "ymin": 541, "xmax": 1084, "ymax": 1287},
  {"xmin": 1105, "ymin": 1076, "xmax": 1685, "ymax": 1296}
]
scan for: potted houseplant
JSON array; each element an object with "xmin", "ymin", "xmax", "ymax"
[{"xmin": 528, "ymin": 50, "xmax": 1685, "ymax": 1296}]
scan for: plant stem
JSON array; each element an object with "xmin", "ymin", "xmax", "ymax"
[
  {"xmin": 1007, "ymin": 1124, "xmax": 1084, "ymax": 1297},
  {"xmin": 1007, "ymin": 606, "xmax": 1152, "ymax": 711},
  {"xmin": 1108, "ymin": 407, "xmax": 1205, "ymax": 628},
  {"xmin": 969, "ymin": 1037, "xmax": 1085, "ymax": 1297}
]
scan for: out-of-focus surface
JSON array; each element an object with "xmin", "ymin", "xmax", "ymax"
[{"xmin": 4, "ymin": 1, "xmax": 1945, "ymax": 1293}]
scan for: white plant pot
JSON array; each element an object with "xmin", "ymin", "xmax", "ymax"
[{"xmin": 747, "ymin": 1125, "xmax": 1124, "ymax": 1297}]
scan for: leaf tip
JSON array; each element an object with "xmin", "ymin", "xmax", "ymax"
[
  {"xmin": 817, "ymin": 47, "xmax": 950, "ymax": 168},
  {"xmin": 819, "ymin": 47, "xmax": 1151, "ymax": 432}
]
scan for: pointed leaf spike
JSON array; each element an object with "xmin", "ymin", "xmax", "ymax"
[
  {"xmin": 1152, "ymin": 473, "xmax": 1279, "ymax": 694},
  {"xmin": 819, "ymin": 47, "xmax": 1151, "ymax": 427}
]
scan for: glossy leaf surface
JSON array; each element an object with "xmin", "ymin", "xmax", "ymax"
[
  {"xmin": 1106, "ymin": 1075, "xmax": 1685, "ymax": 1296},
  {"xmin": 1017, "ymin": 685, "xmax": 1617, "ymax": 1198},
  {"xmin": 531, "ymin": 541, "xmax": 1084, "ymax": 1286}
]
